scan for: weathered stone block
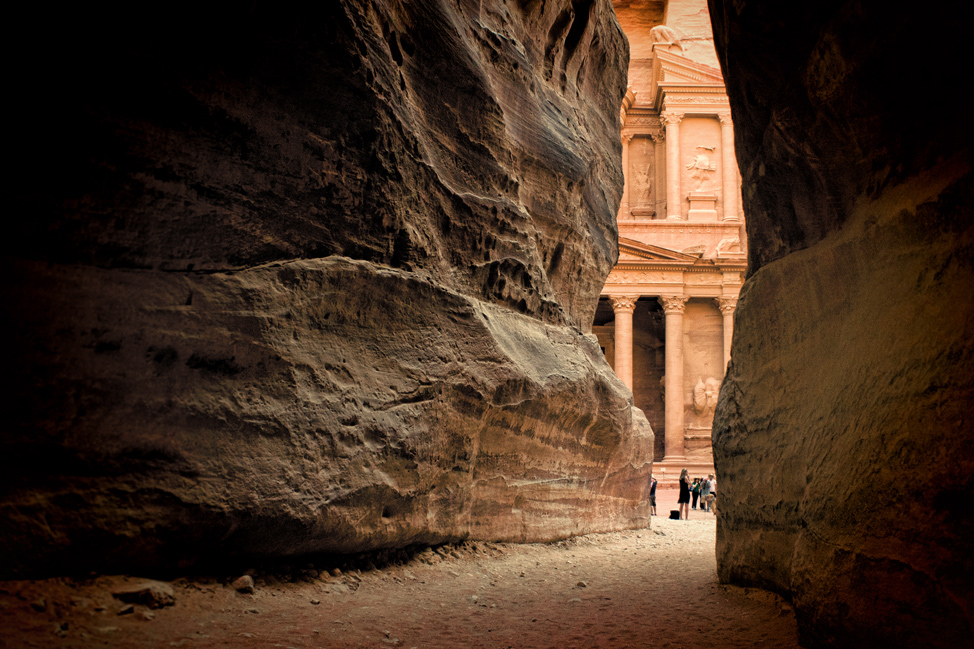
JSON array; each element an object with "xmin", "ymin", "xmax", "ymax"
[
  {"xmin": 710, "ymin": 1, "xmax": 974, "ymax": 646},
  {"xmin": 1, "ymin": 0, "xmax": 652, "ymax": 577}
]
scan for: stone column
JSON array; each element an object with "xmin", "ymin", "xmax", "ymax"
[
  {"xmin": 717, "ymin": 297, "xmax": 738, "ymax": 373},
  {"xmin": 654, "ymin": 126, "xmax": 666, "ymax": 218},
  {"xmin": 659, "ymin": 295, "xmax": 688, "ymax": 460},
  {"xmin": 609, "ymin": 296, "xmax": 638, "ymax": 390},
  {"xmin": 661, "ymin": 112, "xmax": 683, "ymax": 220},
  {"xmin": 620, "ymin": 133, "xmax": 633, "ymax": 218},
  {"xmin": 718, "ymin": 112, "xmax": 739, "ymax": 221}
]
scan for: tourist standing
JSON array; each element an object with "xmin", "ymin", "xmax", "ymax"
[
  {"xmin": 678, "ymin": 469, "xmax": 691, "ymax": 520},
  {"xmin": 700, "ymin": 474, "xmax": 712, "ymax": 511},
  {"xmin": 648, "ymin": 474, "xmax": 658, "ymax": 517},
  {"xmin": 691, "ymin": 478, "xmax": 701, "ymax": 509},
  {"xmin": 705, "ymin": 474, "xmax": 717, "ymax": 514}
]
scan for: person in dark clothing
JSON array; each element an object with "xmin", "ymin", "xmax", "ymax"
[
  {"xmin": 678, "ymin": 468, "xmax": 691, "ymax": 520},
  {"xmin": 691, "ymin": 478, "xmax": 701, "ymax": 509},
  {"xmin": 648, "ymin": 474, "xmax": 658, "ymax": 516}
]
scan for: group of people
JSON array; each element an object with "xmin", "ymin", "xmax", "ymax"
[
  {"xmin": 690, "ymin": 475, "xmax": 716, "ymax": 511},
  {"xmin": 644, "ymin": 470, "xmax": 717, "ymax": 520},
  {"xmin": 679, "ymin": 470, "xmax": 716, "ymax": 519}
]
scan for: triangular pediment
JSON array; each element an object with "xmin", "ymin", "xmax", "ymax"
[
  {"xmin": 654, "ymin": 49, "xmax": 724, "ymax": 84},
  {"xmin": 618, "ymin": 237, "xmax": 701, "ymax": 262}
]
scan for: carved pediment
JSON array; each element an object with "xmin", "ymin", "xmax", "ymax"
[
  {"xmin": 654, "ymin": 49, "xmax": 724, "ymax": 85},
  {"xmin": 618, "ymin": 237, "xmax": 701, "ymax": 262}
]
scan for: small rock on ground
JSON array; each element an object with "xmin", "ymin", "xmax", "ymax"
[
  {"xmin": 111, "ymin": 580, "xmax": 176, "ymax": 609},
  {"xmin": 232, "ymin": 575, "xmax": 255, "ymax": 594}
]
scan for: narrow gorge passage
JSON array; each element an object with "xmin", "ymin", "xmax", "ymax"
[
  {"xmin": 1, "ymin": 489, "xmax": 799, "ymax": 649},
  {"xmin": 5, "ymin": 0, "xmax": 969, "ymax": 646}
]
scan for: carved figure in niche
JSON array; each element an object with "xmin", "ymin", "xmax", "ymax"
[
  {"xmin": 705, "ymin": 377, "xmax": 720, "ymax": 410},
  {"xmin": 686, "ymin": 146, "xmax": 717, "ymax": 191},
  {"xmin": 634, "ymin": 164, "xmax": 653, "ymax": 208},
  {"xmin": 649, "ymin": 25, "xmax": 683, "ymax": 53},
  {"xmin": 692, "ymin": 377, "xmax": 722, "ymax": 415},
  {"xmin": 659, "ymin": 375, "xmax": 665, "ymax": 403},
  {"xmin": 692, "ymin": 378, "xmax": 706, "ymax": 413}
]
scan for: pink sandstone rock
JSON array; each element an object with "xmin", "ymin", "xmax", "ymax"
[{"xmin": 1, "ymin": 1, "xmax": 652, "ymax": 577}]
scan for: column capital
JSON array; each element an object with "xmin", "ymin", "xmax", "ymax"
[
  {"xmin": 660, "ymin": 112, "xmax": 683, "ymax": 127},
  {"xmin": 717, "ymin": 111, "xmax": 733, "ymax": 125},
  {"xmin": 609, "ymin": 295, "xmax": 639, "ymax": 312},
  {"xmin": 622, "ymin": 132, "xmax": 635, "ymax": 144},
  {"xmin": 658, "ymin": 295, "xmax": 688, "ymax": 314},
  {"xmin": 716, "ymin": 297, "xmax": 738, "ymax": 314}
]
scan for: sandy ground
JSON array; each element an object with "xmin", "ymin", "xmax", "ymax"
[{"xmin": 0, "ymin": 489, "xmax": 802, "ymax": 648}]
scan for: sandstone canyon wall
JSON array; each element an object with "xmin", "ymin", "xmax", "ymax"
[
  {"xmin": 1, "ymin": 1, "xmax": 653, "ymax": 578},
  {"xmin": 709, "ymin": 1, "xmax": 973, "ymax": 647}
]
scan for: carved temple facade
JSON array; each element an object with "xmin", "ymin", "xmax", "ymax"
[{"xmin": 596, "ymin": 1, "xmax": 747, "ymax": 484}]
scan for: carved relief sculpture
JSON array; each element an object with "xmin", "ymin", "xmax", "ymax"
[
  {"xmin": 716, "ymin": 236, "xmax": 742, "ymax": 255},
  {"xmin": 636, "ymin": 164, "xmax": 652, "ymax": 199},
  {"xmin": 649, "ymin": 25, "xmax": 683, "ymax": 52},
  {"xmin": 686, "ymin": 146, "xmax": 717, "ymax": 192},
  {"xmin": 692, "ymin": 376, "xmax": 722, "ymax": 415},
  {"xmin": 692, "ymin": 378, "xmax": 708, "ymax": 414}
]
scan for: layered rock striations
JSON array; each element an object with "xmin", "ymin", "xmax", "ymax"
[
  {"xmin": 709, "ymin": 1, "xmax": 973, "ymax": 647},
  {"xmin": 2, "ymin": 1, "xmax": 652, "ymax": 578}
]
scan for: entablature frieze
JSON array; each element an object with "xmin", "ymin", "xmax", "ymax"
[
  {"xmin": 602, "ymin": 288, "xmax": 742, "ymax": 303},
  {"xmin": 621, "ymin": 110, "xmax": 660, "ymax": 126},
  {"xmin": 686, "ymin": 287, "xmax": 740, "ymax": 299},
  {"xmin": 621, "ymin": 126, "xmax": 663, "ymax": 141},
  {"xmin": 685, "ymin": 271, "xmax": 726, "ymax": 286},
  {"xmin": 618, "ymin": 221, "xmax": 744, "ymax": 233},
  {"xmin": 660, "ymin": 93, "xmax": 730, "ymax": 115},
  {"xmin": 604, "ymin": 285, "xmax": 742, "ymax": 298},
  {"xmin": 610, "ymin": 260, "xmax": 746, "ymax": 273},
  {"xmin": 605, "ymin": 269, "xmax": 685, "ymax": 284},
  {"xmin": 606, "ymin": 269, "xmax": 742, "ymax": 282},
  {"xmin": 656, "ymin": 85, "xmax": 729, "ymax": 112},
  {"xmin": 624, "ymin": 96, "xmax": 732, "ymax": 126},
  {"xmin": 606, "ymin": 265, "xmax": 744, "ymax": 290},
  {"xmin": 660, "ymin": 84, "xmax": 727, "ymax": 95}
]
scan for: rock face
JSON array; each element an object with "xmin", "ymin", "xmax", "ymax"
[
  {"xmin": 1, "ymin": 1, "xmax": 652, "ymax": 578},
  {"xmin": 709, "ymin": 1, "xmax": 974, "ymax": 647}
]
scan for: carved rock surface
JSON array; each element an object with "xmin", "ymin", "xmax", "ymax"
[
  {"xmin": 1, "ymin": 1, "xmax": 651, "ymax": 577},
  {"xmin": 710, "ymin": 1, "xmax": 973, "ymax": 647}
]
